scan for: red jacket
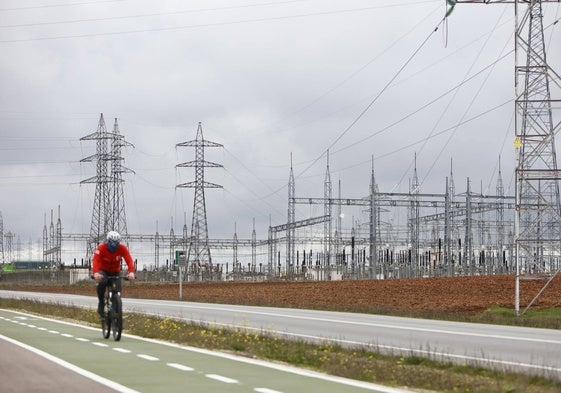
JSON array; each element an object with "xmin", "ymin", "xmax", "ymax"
[{"xmin": 92, "ymin": 243, "xmax": 135, "ymax": 274}]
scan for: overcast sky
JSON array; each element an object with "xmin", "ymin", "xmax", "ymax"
[{"xmin": 1, "ymin": 0, "xmax": 560, "ymax": 263}]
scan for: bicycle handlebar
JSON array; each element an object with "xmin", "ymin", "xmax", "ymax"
[{"xmin": 90, "ymin": 273, "xmax": 133, "ymax": 281}]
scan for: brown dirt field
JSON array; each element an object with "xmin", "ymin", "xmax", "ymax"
[{"xmin": 9, "ymin": 274, "xmax": 561, "ymax": 314}]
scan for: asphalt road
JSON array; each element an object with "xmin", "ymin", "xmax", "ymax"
[
  {"xmin": 0, "ymin": 308, "xmax": 406, "ymax": 393},
  {"xmin": 0, "ymin": 337, "xmax": 117, "ymax": 393},
  {"xmin": 1, "ymin": 290, "xmax": 561, "ymax": 382}
]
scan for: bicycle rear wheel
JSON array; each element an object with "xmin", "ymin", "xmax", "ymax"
[{"xmin": 111, "ymin": 294, "xmax": 123, "ymax": 341}]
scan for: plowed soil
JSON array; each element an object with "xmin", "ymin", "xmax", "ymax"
[{"xmin": 10, "ymin": 274, "xmax": 561, "ymax": 315}]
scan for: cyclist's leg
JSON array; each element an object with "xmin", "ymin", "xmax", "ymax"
[
  {"xmin": 112, "ymin": 276, "xmax": 122, "ymax": 314},
  {"xmin": 96, "ymin": 270, "xmax": 108, "ymax": 317},
  {"xmin": 115, "ymin": 276, "xmax": 122, "ymax": 293}
]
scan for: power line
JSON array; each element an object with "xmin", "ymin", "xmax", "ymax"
[
  {"xmin": 0, "ymin": 0, "xmax": 125, "ymax": 12},
  {"xmin": 250, "ymin": 3, "xmax": 441, "ymax": 142},
  {"xmin": 0, "ymin": 0, "xmax": 309, "ymax": 27},
  {"xmin": 294, "ymin": 15, "xmax": 449, "ymax": 183},
  {"xmin": 0, "ymin": 160, "xmax": 75, "ymax": 165},
  {"xmin": 332, "ymin": 49, "xmax": 513, "ymax": 157},
  {"xmin": 0, "ymin": 2, "xmax": 439, "ymax": 43},
  {"xmin": 419, "ymin": 5, "xmax": 511, "ymax": 187},
  {"xmin": 327, "ymin": 99, "xmax": 512, "ymax": 176}
]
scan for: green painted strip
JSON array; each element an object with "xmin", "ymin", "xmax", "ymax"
[{"xmin": 0, "ymin": 309, "xmax": 408, "ymax": 393}]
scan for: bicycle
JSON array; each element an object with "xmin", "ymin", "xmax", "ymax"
[{"xmin": 100, "ymin": 274, "xmax": 126, "ymax": 341}]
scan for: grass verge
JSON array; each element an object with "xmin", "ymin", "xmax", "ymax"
[{"xmin": 1, "ymin": 298, "xmax": 560, "ymax": 393}]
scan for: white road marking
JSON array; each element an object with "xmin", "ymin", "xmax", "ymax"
[
  {"xmin": 76, "ymin": 338, "xmax": 89, "ymax": 342},
  {"xmin": 48, "ymin": 330, "xmax": 59, "ymax": 334},
  {"xmin": 0, "ymin": 333, "xmax": 139, "ymax": 393},
  {"xmin": 136, "ymin": 300, "xmax": 561, "ymax": 345},
  {"xmin": 61, "ymin": 333, "xmax": 73, "ymax": 338},
  {"xmin": 113, "ymin": 348, "xmax": 131, "ymax": 353},
  {"xmin": 92, "ymin": 342, "xmax": 108, "ymax": 347},
  {"xmin": 255, "ymin": 388, "xmax": 284, "ymax": 393},
  {"xmin": 205, "ymin": 374, "xmax": 238, "ymax": 384},
  {"xmin": 0, "ymin": 308, "xmax": 414, "ymax": 393},
  {"xmin": 142, "ymin": 314, "xmax": 561, "ymax": 377},
  {"xmin": 167, "ymin": 362, "xmax": 194, "ymax": 371},
  {"xmin": 137, "ymin": 354, "xmax": 159, "ymax": 361}
]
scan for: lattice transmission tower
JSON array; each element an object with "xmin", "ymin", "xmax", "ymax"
[
  {"xmin": 513, "ymin": 0, "xmax": 561, "ymax": 274},
  {"xmin": 0, "ymin": 211, "xmax": 4, "ymax": 264},
  {"xmin": 109, "ymin": 118, "xmax": 133, "ymax": 236},
  {"xmin": 176, "ymin": 122, "xmax": 223, "ymax": 277},
  {"xmin": 81, "ymin": 114, "xmax": 132, "ymax": 261},
  {"xmin": 457, "ymin": 0, "xmax": 561, "ymax": 313},
  {"xmin": 324, "ymin": 151, "xmax": 333, "ymax": 270},
  {"xmin": 287, "ymin": 154, "xmax": 295, "ymax": 266},
  {"xmin": 4, "ymin": 231, "xmax": 13, "ymax": 264}
]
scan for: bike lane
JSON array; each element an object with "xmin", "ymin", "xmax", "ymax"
[{"xmin": 0, "ymin": 309, "xmax": 408, "ymax": 393}]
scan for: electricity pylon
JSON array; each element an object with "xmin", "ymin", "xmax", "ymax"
[
  {"xmin": 287, "ymin": 154, "xmax": 296, "ymax": 268},
  {"xmin": 514, "ymin": 1, "xmax": 561, "ymax": 269},
  {"xmin": 109, "ymin": 118, "xmax": 134, "ymax": 236},
  {"xmin": 513, "ymin": 0, "xmax": 561, "ymax": 315},
  {"xmin": 176, "ymin": 122, "xmax": 223, "ymax": 279},
  {"xmin": 456, "ymin": 0, "xmax": 561, "ymax": 314},
  {"xmin": 81, "ymin": 114, "xmax": 132, "ymax": 261},
  {"xmin": 324, "ymin": 151, "xmax": 332, "ymax": 271},
  {"xmin": 0, "ymin": 211, "xmax": 4, "ymax": 264}
]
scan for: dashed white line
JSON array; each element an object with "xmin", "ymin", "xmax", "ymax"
[
  {"xmin": 255, "ymin": 388, "xmax": 284, "ymax": 393},
  {"xmin": 206, "ymin": 374, "xmax": 238, "ymax": 384},
  {"xmin": 92, "ymin": 342, "xmax": 108, "ymax": 347},
  {"xmin": 167, "ymin": 363, "xmax": 194, "ymax": 371},
  {"xmin": 113, "ymin": 348, "xmax": 131, "ymax": 353},
  {"xmin": 0, "ymin": 309, "xmax": 414, "ymax": 393},
  {"xmin": 3, "ymin": 316, "xmax": 90, "ymax": 345},
  {"xmin": 137, "ymin": 354, "xmax": 159, "ymax": 361}
]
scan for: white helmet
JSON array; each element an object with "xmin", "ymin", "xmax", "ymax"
[
  {"xmin": 106, "ymin": 231, "xmax": 121, "ymax": 252},
  {"xmin": 107, "ymin": 231, "xmax": 121, "ymax": 243}
]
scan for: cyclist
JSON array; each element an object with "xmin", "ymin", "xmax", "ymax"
[{"xmin": 92, "ymin": 231, "xmax": 136, "ymax": 318}]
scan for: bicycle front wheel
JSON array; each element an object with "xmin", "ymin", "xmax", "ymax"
[
  {"xmin": 111, "ymin": 295, "xmax": 123, "ymax": 341},
  {"xmin": 102, "ymin": 307, "xmax": 111, "ymax": 339}
]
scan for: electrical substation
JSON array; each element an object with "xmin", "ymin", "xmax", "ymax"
[{"xmin": 1, "ymin": 1, "xmax": 560, "ymax": 315}]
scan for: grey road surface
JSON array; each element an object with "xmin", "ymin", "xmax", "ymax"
[
  {"xmin": 1, "ymin": 290, "xmax": 560, "ymax": 381},
  {"xmin": 0, "ymin": 338, "xmax": 117, "ymax": 393}
]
